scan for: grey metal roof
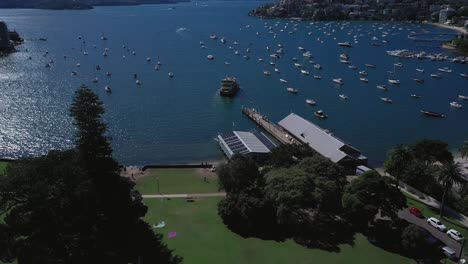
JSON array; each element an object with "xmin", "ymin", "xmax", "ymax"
[
  {"xmin": 278, "ymin": 113, "xmax": 348, "ymax": 163},
  {"xmin": 234, "ymin": 131, "xmax": 272, "ymax": 154},
  {"xmin": 217, "ymin": 131, "xmax": 274, "ymax": 159}
]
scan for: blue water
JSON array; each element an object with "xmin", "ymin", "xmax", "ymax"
[{"xmin": 0, "ymin": 1, "xmax": 467, "ymax": 166}]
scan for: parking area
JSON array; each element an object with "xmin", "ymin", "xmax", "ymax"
[{"xmin": 399, "ymin": 209, "xmax": 463, "ymax": 258}]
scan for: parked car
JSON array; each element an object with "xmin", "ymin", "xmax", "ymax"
[
  {"xmin": 427, "ymin": 217, "xmax": 446, "ymax": 232},
  {"xmin": 447, "ymin": 229, "xmax": 464, "ymax": 242},
  {"xmin": 441, "ymin": 246, "xmax": 456, "ymax": 259},
  {"xmin": 409, "ymin": 207, "xmax": 424, "ymax": 218}
]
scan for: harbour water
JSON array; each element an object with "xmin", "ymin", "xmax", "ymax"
[{"xmin": 0, "ymin": 1, "xmax": 467, "ymax": 166}]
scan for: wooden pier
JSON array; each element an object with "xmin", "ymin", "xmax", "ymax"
[{"xmin": 242, "ymin": 107, "xmax": 301, "ymax": 145}]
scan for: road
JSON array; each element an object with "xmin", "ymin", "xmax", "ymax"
[
  {"xmin": 399, "ymin": 209, "xmax": 463, "ymax": 257},
  {"xmin": 142, "ymin": 192, "xmax": 226, "ymax": 199}
]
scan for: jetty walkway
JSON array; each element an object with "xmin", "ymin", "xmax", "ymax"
[{"xmin": 242, "ymin": 107, "xmax": 301, "ymax": 145}]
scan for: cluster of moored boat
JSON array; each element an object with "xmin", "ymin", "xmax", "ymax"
[
  {"xmin": 386, "ymin": 49, "xmax": 468, "ymax": 64},
  {"xmin": 38, "ymin": 33, "xmax": 178, "ymax": 94},
  {"xmin": 204, "ymin": 20, "xmax": 467, "ymax": 120}
]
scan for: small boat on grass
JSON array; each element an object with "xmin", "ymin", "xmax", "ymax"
[{"xmin": 420, "ymin": 110, "xmax": 445, "ymax": 118}]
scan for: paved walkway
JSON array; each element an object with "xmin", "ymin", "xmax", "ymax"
[{"xmin": 142, "ymin": 192, "xmax": 226, "ymax": 199}]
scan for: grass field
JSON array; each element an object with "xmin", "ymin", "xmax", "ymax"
[
  {"xmin": 144, "ymin": 197, "xmax": 412, "ymax": 264},
  {"xmin": 135, "ymin": 168, "xmax": 219, "ymax": 195},
  {"xmin": 0, "ymin": 161, "xmax": 9, "ymax": 174}
]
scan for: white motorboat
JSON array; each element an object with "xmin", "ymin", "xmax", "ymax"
[
  {"xmin": 377, "ymin": 85, "xmax": 387, "ymax": 91},
  {"xmin": 280, "ymin": 79, "xmax": 287, "ymax": 83},
  {"xmin": 360, "ymin": 77, "xmax": 369, "ymax": 82},
  {"xmin": 105, "ymin": 85, "xmax": 112, "ymax": 93},
  {"xmin": 388, "ymin": 79, "xmax": 400, "ymax": 85},
  {"xmin": 339, "ymin": 94, "xmax": 348, "ymax": 100},
  {"xmin": 306, "ymin": 99, "xmax": 316, "ymax": 105},
  {"xmin": 381, "ymin": 97, "xmax": 392, "ymax": 103},
  {"xmin": 348, "ymin": 65, "xmax": 358, "ymax": 70},
  {"xmin": 431, "ymin": 73, "xmax": 442, "ymax": 79},
  {"xmin": 411, "ymin": 94, "xmax": 422, "ymax": 99},
  {"xmin": 314, "ymin": 110, "xmax": 327, "ymax": 119},
  {"xmin": 287, "ymin": 87, "xmax": 298, "ymax": 94},
  {"xmin": 450, "ymin": 102, "xmax": 462, "ymax": 108},
  {"xmin": 294, "ymin": 63, "xmax": 302, "ymax": 68},
  {"xmin": 301, "ymin": 70, "xmax": 310, "ymax": 75},
  {"xmin": 338, "ymin": 42, "xmax": 353, "ymax": 47},
  {"xmin": 263, "ymin": 70, "xmax": 271, "ymax": 76},
  {"xmin": 394, "ymin": 62, "xmax": 403, "ymax": 67},
  {"xmin": 416, "ymin": 68, "xmax": 425, "ymax": 73},
  {"xmin": 333, "ymin": 78, "xmax": 344, "ymax": 85},
  {"xmin": 359, "ymin": 71, "xmax": 367, "ymax": 76},
  {"xmin": 207, "ymin": 55, "xmax": 214, "ymax": 60},
  {"xmin": 438, "ymin": 67, "xmax": 452, "ymax": 73},
  {"xmin": 314, "ymin": 64, "xmax": 322, "ymax": 70},
  {"xmin": 168, "ymin": 72, "xmax": 174, "ymax": 78},
  {"xmin": 136, "ymin": 80, "xmax": 141, "ymax": 85},
  {"xmin": 274, "ymin": 68, "xmax": 280, "ymax": 73},
  {"xmin": 458, "ymin": 95, "xmax": 468, "ymax": 100},
  {"xmin": 314, "ymin": 75, "xmax": 322, "ymax": 80}
]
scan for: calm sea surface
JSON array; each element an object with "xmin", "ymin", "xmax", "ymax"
[{"xmin": 1, "ymin": 1, "xmax": 467, "ymax": 166}]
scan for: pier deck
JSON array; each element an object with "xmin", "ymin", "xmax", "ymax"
[{"xmin": 242, "ymin": 107, "xmax": 301, "ymax": 145}]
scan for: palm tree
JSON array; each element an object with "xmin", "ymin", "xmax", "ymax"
[
  {"xmin": 438, "ymin": 161, "xmax": 465, "ymax": 218},
  {"xmin": 460, "ymin": 141, "xmax": 468, "ymax": 160},
  {"xmin": 384, "ymin": 145, "xmax": 412, "ymax": 188}
]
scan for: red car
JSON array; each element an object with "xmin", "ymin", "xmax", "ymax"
[{"xmin": 409, "ymin": 207, "xmax": 424, "ymax": 218}]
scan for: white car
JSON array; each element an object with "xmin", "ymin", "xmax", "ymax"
[
  {"xmin": 447, "ymin": 229, "xmax": 464, "ymax": 242},
  {"xmin": 427, "ymin": 217, "xmax": 446, "ymax": 231}
]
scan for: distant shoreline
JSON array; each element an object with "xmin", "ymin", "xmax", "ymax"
[
  {"xmin": 428, "ymin": 22, "xmax": 467, "ymax": 35},
  {"xmin": 0, "ymin": 0, "xmax": 188, "ymax": 10}
]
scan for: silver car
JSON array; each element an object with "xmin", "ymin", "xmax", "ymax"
[
  {"xmin": 427, "ymin": 217, "xmax": 446, "ymax": 232},
  {"xmin": 447, "ymin": 229, "xmax": 464, "ymax": 242}
]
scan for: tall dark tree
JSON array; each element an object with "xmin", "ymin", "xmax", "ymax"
[
  {"xmin": 267, "ymin": 144, "xmax": 315, "ymax": 168},
  {"xmin": 217, "ymin": 154, "xmax": 263, "ymax": 193},
  {"xmin": 438, "ymin": 161, "xmax": 465, "ymax": 218},
  {"xmin": 0, "ymin": 86, "xmax": 181, "ymax": 264},
  {"xmin": 412, "ymin": 139, "xmax": 453, "ymax": 167},
  {"xmin": 384, "ymin": 144, "xmax": 412, "ymax": 187},
  {"xmin": 342, "ymin": 170, "xmax": 406, "ymax": 230},
  {"xmin": 460, "ymin": 141, "xmax": 468, "ymax": 160}
]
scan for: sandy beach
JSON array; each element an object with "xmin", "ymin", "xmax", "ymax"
[{"xmin": 429, "ymin": 22, "xmax": 467, "ymax": 35}]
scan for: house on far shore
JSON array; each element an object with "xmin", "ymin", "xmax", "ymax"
[
  {"xmin": 439, "ymin": 6, "xmax": 455, "ymax": 23},
  {"xmin": 278, "ymin": 113, "xmax": 368, "ymax": 174},
  {"xmin": 217, "ymin": 131, "xmax": 277, "ymax": 160}
]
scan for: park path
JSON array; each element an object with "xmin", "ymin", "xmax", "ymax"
[{"xmin": 142, "ymin": 192, "xmax": 226, "ymax": 199}]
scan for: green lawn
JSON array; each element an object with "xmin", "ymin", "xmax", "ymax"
[
  {"xmin": 144, "ymin": 197, "xmax": 412, "ymax": 264},
  {"xmin": 135, "ymin": 168, "xmax": 219, "ymax": 195},
  {"xmin": 0, "ymin": 161, "xmax": 9, "ymax": 174}
]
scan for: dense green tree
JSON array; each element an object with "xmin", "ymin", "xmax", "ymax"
[
  {"xmin": 268, "ymin": 144, "xmax": 315, "ymax": 168},
  {"xmin": 217, "ymin": 154, "xmax": 263, "ymax": 193},
  {"xmin": 342, "ymin": 171, "xmax": 406, "ymax": 229},
  {"xmin": 296, "ymin": 156, "xmax": 346, "ymax": 213},
  {"xmin": 384, "ymin": 145, "xmax": 412, "ymax": 187},
  {"xmin": 438, "ymin": 161, "xmax": 465, "ymax": 218},
  {"xmin": 412, "ymin": 139, "xmax": 453, "ymax": 167},
  {"xmin": 264, "ymin": 168, "xmax": 316, "ymax": 228},
  {"xmin": 0, "ymin": 86, "xmax": 181, "ymax": 264},
  {"xmin": 401, "ymin": 224, "xmax": 428, "ymax": 256}
]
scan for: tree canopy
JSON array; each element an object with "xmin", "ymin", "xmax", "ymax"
[
  {"xmin": 0, "ymin": 86, "xmax": 181, "ymax": 264},
  {"xmin": 342, "ymin": 170, "xmax": 406, "ymax": 229}
]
